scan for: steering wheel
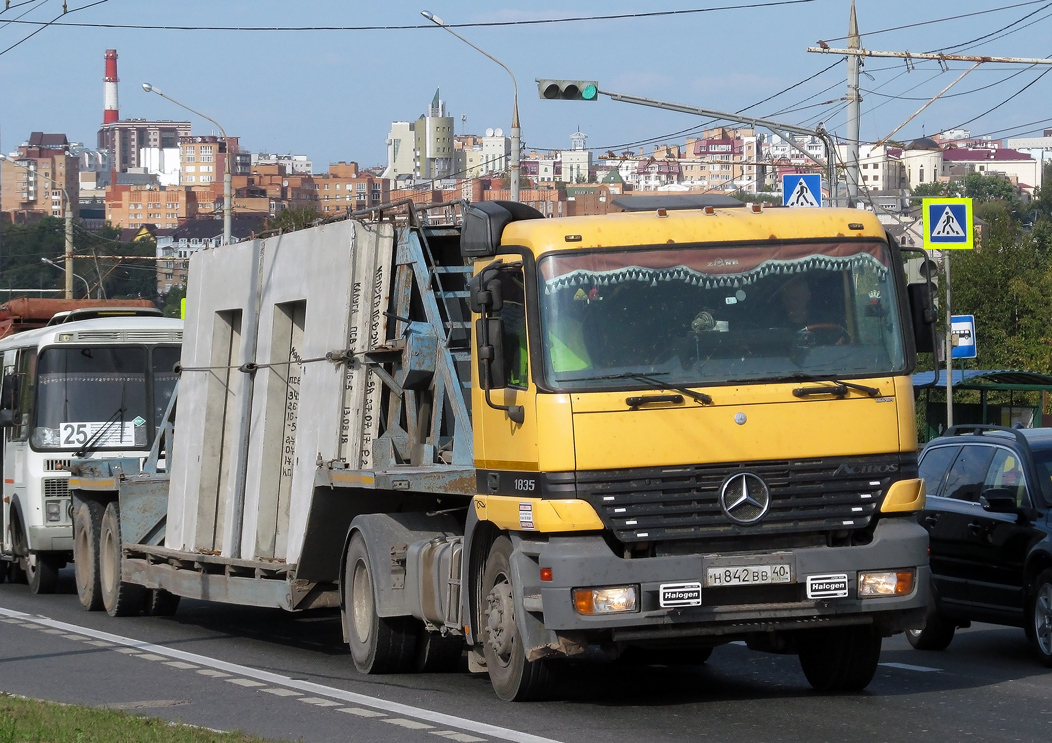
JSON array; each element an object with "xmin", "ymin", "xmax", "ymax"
[{"xmin": 800, "ymin": 323, "xmax": 851, "ymax": 346}]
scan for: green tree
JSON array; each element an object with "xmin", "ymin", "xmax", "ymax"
[
  {"xmin": 263, "ymin": 206, "xmax": 322, "ymax": 234},
  {"xmin": 162, "ymin": 285, "xmax": 185, "ymax": 318}
]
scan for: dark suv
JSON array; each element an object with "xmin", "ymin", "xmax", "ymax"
[{"xmin": 910, "ymin": 425, "xmax": 1052, "ymax": 664}]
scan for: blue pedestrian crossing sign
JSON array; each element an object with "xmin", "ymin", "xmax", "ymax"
[
  {"xmin": 922, "ymin": 198, "xmax": 973, "ymax": 250},
  {"xmin": 950, "ymin": 314, "xmax": 976, "ymax": 359},
  {"xmin": 782, "ymin": 173, "xmax": 822, "ymax": 208}
]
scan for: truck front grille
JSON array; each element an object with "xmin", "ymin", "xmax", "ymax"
[{"xmin": 575, "ymin": 454, "xmax": 915, "ymax": 544}]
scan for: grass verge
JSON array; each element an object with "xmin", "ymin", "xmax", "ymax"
[{"xmin": 0, "ymin": 693, "xmax": 286, "ymax": 743}]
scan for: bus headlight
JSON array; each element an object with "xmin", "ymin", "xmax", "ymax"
[
  {"xmin": 45, "ymin": 500, "xmax": 62, "ymax": 522},
  {"xmin": 573, "ymin": 585, "xmax": 638, "ymax": 614},
  {"xmin": 858, "ymin": 569, "xmax": 915, "ymax": 597}
]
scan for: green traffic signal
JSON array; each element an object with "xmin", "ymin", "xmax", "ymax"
[{"xmin": 536, "ymin": 79, "xmax": 600, "ymax": 101}]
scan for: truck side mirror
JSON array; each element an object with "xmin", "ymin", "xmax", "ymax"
[
  {"xmin": 476, "ymin": 318, "xmax": 508, "ymax": 390},
  {"xmin": 467, "ymin": 265, "xmax": 504, "ymax": 313},
  {"xmin": 907, "ymin": 283, "xmax": 936, "ymax": 354},
  {"xmin": 0, "ymin": 409, "xmax": 13, "ymax": 427}
]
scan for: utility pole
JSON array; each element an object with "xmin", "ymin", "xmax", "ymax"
[
  {"xmin": 810, "ymin": 20, "xmax": 1052, "ymax": 208},
  {"xmin": 944, "ymin": 253, "xmax": 953, "ymax": 428},
  {"xmin": 846, "ymin": 1, "xmax": 861, "ymax": 208},
  {"xmin": 64, "ymin": 206, "xmax": 73, "ymax": 299}
]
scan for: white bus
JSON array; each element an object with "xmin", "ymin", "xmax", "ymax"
[{"xmin": 0, "ymin": 315, "xmax": 182, "ymax": 593}]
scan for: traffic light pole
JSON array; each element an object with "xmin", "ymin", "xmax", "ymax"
[{"xmin": 596, "ymin": 89, "xmax": 838, "ymax": 205}]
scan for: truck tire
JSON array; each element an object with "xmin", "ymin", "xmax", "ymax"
[
  {"xmin": 26, "ymin": 553, "xmax": 61, "ymax": 595},
  {"xmin": 344, "ymin": 533, "xmax": 416, "ymax": 673},
  {"xmin": 145, "ymin": 589, "xmax": 181, "ymax": 617},
  {"xmin": 481, "ymin": 536, "xmax": 553, "ymax": 701},
  {"xmin": 416, "ymin": 628, "xmax": 464, "ymax": 673},
  {"xmin": 8, "ymin": 559, "xmax": 26, "ymax": 585},
  {"xmin": 0, "ymin": 560, "xmax": 7, "ymax": 583},
  {"xmin": 74, "ymin": 499, "xmax": 106, "ymax": 611},
  {"xmin": 1027, "ymin": 568, "xmax": 1052, "ymax": 667},
  {"xmin": 99, "ymin": 502, "xmax": 145, "ymax": 617},
  {"xmin": 798, "ymin": 625, "xmax": 882, "ymax": 692}
]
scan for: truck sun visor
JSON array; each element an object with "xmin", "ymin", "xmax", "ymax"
[{"xmin": 461, "ymin": 200, "xmax": 545, "ymax": 258}]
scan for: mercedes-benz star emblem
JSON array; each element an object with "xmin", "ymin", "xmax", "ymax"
[{"xmin": 719, "ymin": 473, "xmax": 771, "ymax": 525}]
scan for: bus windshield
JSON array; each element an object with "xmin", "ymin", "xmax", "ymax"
[
  {"xmin": 31, "ymin": 345, "xmax": 178, "ymax": 451},
  {"xmin": 538, "ymin": 240, "xmax": 906, "ymax": 390}
]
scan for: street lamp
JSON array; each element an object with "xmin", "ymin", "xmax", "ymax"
[
  {"xmin": 421, "ymin": 11, "xmax": 521, "ymax": 202},
  {"xmin": 0, "ymin": 154, "xmax": 75, "ymax": 298},
  {"xmin": 41, "ymin": 257, "xmax": 91, "ymax": 298},
  {"xmin": 142, "ymin": 82, "xmax": 232, "ymax": 246}
]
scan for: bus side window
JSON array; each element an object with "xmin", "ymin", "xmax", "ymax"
[
  {"xmin": 11, "ymin": 350, "xmax": 36, "ymax": 441},
  {"xmin": 0, "ymin": 351, "xmax": 19, "ymax": 428}
]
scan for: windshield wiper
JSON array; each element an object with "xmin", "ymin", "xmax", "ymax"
[
  {"xmin": 74, "ymin": 406, "xmax": 126, "ymax": 457},
  {"xmin": 563, "ymin": 371, "xmax": 713, "ymax": 405},
  {"xmin": 726, "ymin": 373, "xmax": 880, "ymax": 398}
]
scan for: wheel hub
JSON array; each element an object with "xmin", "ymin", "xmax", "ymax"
[
  {"xmin": 1036, "ymin": 585, "xmax": 1052, "ymax": 653},
  {"xmin": 484, "ymin": 581, "xmax": 515, "ymax": 658}
]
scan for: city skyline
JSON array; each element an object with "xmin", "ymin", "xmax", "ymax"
[{"xmin": 1, "ymin": 1, "xmax": 1051, "ymax": 169}]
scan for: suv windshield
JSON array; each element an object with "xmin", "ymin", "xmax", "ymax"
[
  {"xmin": 31, "ymin": 345, "xmax": 179, "ymax": 451},
  {"xmin": 538, "ymin": 240, "xmax": 906, "ymax": 389}
]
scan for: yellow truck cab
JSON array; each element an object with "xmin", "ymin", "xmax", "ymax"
[{"xmin": 465, "ymin": 195, "xmax": 928, "ymax": 697}]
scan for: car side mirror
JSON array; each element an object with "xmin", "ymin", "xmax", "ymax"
[{"xmin": 980, "ymin": 488, "xmax": 1018, "ymax": 514}]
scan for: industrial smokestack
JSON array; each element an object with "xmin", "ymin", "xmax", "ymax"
[{"xmin": 103, "ymin": 49, "xmax": 119, "ymax": 124}]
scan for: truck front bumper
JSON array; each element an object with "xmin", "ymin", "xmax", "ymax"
[{"xmin": 529, "ymin": 517, "xmax": 928, "ymax": 640}]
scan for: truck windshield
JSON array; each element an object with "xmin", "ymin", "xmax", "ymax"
[
  {"xmin": 31, "ymin": 345, "xmax": 178, "ymax": 451},
  {"xmin": 538, "ymin": 240, "xmax": 906, "ymax": 389}
]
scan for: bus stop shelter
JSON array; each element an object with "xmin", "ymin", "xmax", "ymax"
[{"xmin": 912, "ymin": 369, "xmax": 1052, "ymax": 441}]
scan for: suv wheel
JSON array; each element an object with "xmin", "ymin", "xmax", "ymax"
[{"xmin": 1028, "ymin": 568, "xmax": 1052, "ymax": 666}]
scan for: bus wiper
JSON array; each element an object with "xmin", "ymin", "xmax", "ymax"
[
  {"xmin": 564, "ymin": 371, "xmax": 713, "ymax": 405},
  {"xmin": 74, "ymin": 406, "xmax": 126, "ymax": 457}
]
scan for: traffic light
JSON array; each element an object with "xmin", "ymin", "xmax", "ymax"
[{"xmin": 536, "ymin": 79, "xmax": 599, "ymax": 101}]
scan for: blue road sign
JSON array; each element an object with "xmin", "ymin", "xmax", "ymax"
[
  {"xmin": 950, "ymin": 314, "xmax": 976, "ymax": 359},
  {"xmin": 923, "ymin": 198, "xmax": 973, "ymax": 249},
  {"xmin": 782, "ymin": 173, "xmax": 822, "ymax": 208}
]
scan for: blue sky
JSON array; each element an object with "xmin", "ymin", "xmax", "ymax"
[{"xmin": 2, "ymin": 1, "xmax": 1051, "ymax": 170}]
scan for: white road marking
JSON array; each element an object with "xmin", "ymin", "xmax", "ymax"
[
  {"xmin": 137, "ymin": 653, "xmax": 169, "ymax": 661},
  {"xmin": 63, "ymin": 634, "xmax": 88, "ymax": 641},
  {"xmin": 114, "ymin": 648, "xmax": 141, "ymax": 655},
  {"xmin": 432, "ymin": 732, "xmax": 486, "ymax": 743},
  {"xmin": 339, "ymin": 707, "xmax": 385, "ymax": 717},
  {"xmin": 385, "ymin": 718, "xmax": 435, "ymax": 730},
  {"xmin": 263, "ymin": 688, "xmax": 301, "ymax": 698},
  {"xmin": 880, "ymin": 662, "xmax": 941, "ymax": 673},
  {"xmin": 0, "ymin": 606, "xmax": 563, "ymax": 743},
  {"xmin": 41, "ymin": 628, "xmax": 65, "ymax": 635},
  {"xmin": 164, "ymin": 661, "xmax": 199, "ymax": 670},
  {"xmin": 87, "ymin": 640, "xmax": 115, "ymax": 647},
  {"xmin": 196, "ymin": 669, "xmax": 231, "ymax": 678},
  {"xmin": 300, "ymin": 697, "xmax": 342, "ymax": 707},
  {"xmin": 227, "ymin": 678, "xmax": 266, "ymax": 688}
]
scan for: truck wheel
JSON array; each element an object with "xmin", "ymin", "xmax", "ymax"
[
  {"xmin": 99, "ymin": 502, "xmax": 145, "ymax": 617},
  {"xmin": 1028, "ymin": 568, "xmax": 1052, "ymax": 667},
  {"xmin": 74, "ymin": 500, "xmax": 106, "ymax": 611},
  {"xmin": 416, "ymin": 628, "xmax": 464, "ymax": 673},
  {"xmin": 0, "ymin": 560, "xmax": 8, "ymax": 583},
  {"xmin": 344, "ymin": 533, "xmax": 416, "ymax": 673},
  {"xmin": 8, "ymin": 559, "xmax": 26, "ymax": 585},
  {"xmin": 481, "ymin": 536, "xmax": 553, "ymax": 701},
  {"xmin": 26, "ymin": 553, "xmax": 61, "ymax": 595},
  {"xmin": 145, "ymin": 589, "xmax": 181, "ymax": 617},
  {"xmin": 798, "ymin": 625, "xmax": 882, "ymax": 692}
]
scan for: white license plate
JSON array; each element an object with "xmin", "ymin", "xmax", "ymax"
[
  {"xmin": 659, "ymin": 581, "xmax": 703, "ymax": 608},
  {"xmin": 705, "ymin": 564, "xmax": 792, "ymax": 587}
]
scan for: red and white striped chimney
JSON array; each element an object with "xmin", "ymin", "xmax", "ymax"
[{"xmin": 103, "ymin": 49, "xmax": 119, "ymax": 124}]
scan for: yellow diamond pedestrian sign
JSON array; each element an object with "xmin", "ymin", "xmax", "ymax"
[{"xmin": 922, "ymin": 197, "xmax": 973, "ymax": 250}]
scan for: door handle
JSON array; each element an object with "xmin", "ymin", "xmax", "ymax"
[
  {"xmin": 967, "ymin": 521, "xmax": 983, "ymax": 534},
  {"xmin": 923, "ymin": 514, "xmax": 939, "ymax": 526}
]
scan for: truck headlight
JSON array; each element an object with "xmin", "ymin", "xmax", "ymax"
[
  {"xmin": 573, "ymin": 585, "xmax": 638, "ymax": 614},
  {"xmin": 858, "ymin": 569, "xmax": 915, "ymax": 597}
]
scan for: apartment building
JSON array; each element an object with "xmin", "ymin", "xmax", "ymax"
[
  {"xmin": 312, "ymin": 161, "xmax": 389, "ymax": 215},
  {"xmin": 155, "ymin": 216, "xmax": 263, "ymax": 294},
  {"xmin": 106, "ymin": 185, "xmax": 199, "ymax": 229},
  {"xmin": 97, "ymin": 119, "xmax": 191, "ymax": 172},
  {"xmin": 1, "ymin": 132, "xmax": 80, "ymax": 220},
  {"xmin": 383, "ymin": 89, "xmax": 456, "ymax": 184}
]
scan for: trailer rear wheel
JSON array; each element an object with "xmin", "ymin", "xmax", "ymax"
[
  {"xmin": 145, "ymin": 589, "xmax": 181, "ymax": 617},
  {"xmin": 481, "ymin": 536, "xmax": 553, "ymax": 701},
  {"xmin": 344, "ymin": 533, "xmax": 416, "ymax": 673},
  {"xmin": 798, "ymin": 625, "xmax": 882, "ymax": 692},
  {"xmin": 74, "ymin": 499, "xmax": 106, "ymax": 611},
  {"xmin": 99, "ymin": 502, "xmax": 145, "ymax": 617}
]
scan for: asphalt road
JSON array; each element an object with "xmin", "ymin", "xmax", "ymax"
[{"xmin": 0, "ymin": 568, "xmax": 1050, "ymax": 743}]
